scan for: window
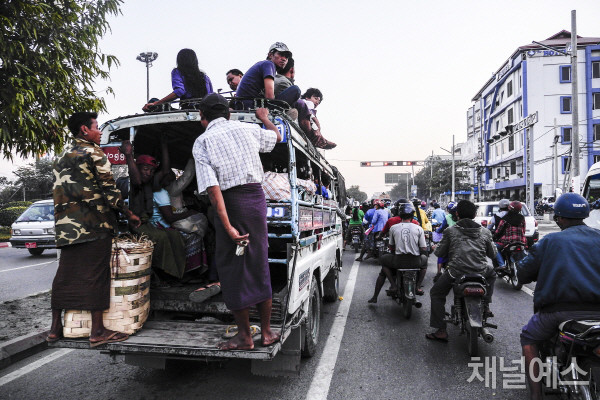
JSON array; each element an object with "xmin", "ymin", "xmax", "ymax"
[
  {"xmin": 510, "ymin": 161, "xmax": 517, "ymax": 174},
  {"xmin": 495, "ymin": 144, "xmax": 499, "ymax": 157},
  {"xmin": 507, "ymin": 108, "xmax": 514, "ymax": 124},
  {"xmin": 594, "ymin": 124, "xmax": 600, "ymax": 141},
  {"xmin": 507, "ymin": 81, "xmax": 513, "ymax": 97},
  {"xmin": 500, "ymin": 91, "xmax": 504, "ymax": 103},
  {"xmin": 496, "ymin": 120, "xmax": 500, "ymax": 131},
  {"xmin": 496, "ymin": 168, "xmax": 501, "ymax": 178},
  {"xmin": 560, "ymin": 96, "xmax": 572, "ymax": 114},
  {"xmin": 519, "ymin": 74, "xmax": 522, "ymax": 88},
  {"xmin": 562, "ymin": 156, "xmax": 572, "ymax": 174},
  {"xmin": 562, "ymin": 126, "xmax": 572, "ymax": 144},
  {"xmin": 593, "ymin": 93, "xmax": 600, "ymax": 110},
  {"xmin": 508, "ymin": 135, "xmax": 515, "ymax": 151},
  {"xmin": 559, "ymin": 65, "xmax": 571, "ymax": 83},
  {"xmin": 593, "ymin": 61, "xmax": 600, "ymax": 79},
  {"xmin": 594, "ymin": 154, "xmax": 600, "ymax": 164}
]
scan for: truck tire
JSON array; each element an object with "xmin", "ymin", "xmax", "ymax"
[
  {"xmin": 28, "ymin": 248, "xmax": 44, "ymax": 256},
  {"xmin": 323, "ymin": 269, "xmax": 339, "ymax": 303},
  {"xmin": 302, "ymin": 276, "xmax": 321, "ymax": 358}
]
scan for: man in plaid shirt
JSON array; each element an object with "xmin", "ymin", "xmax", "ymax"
[
  {"xmin": 493, "ymin": 201, "xmax": 526, "ymax": 269},
  {"xmin": 193, "ymin": 93, "xmax": 282, "ymax": 351}
]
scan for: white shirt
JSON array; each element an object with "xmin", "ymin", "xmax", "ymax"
[
  {"xmin": 193, "ymin": 118, "xmax": 277, "ymax": 193},
  {"xmin": 389, "ymin": 222, "xmax": 426, "ymax": 256}
]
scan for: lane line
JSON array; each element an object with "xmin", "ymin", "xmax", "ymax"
[
  {"xmin": 0, "ymin": 349, "xmax": 73, "ymax": 387},
  {"xmin": 0, "ymin": 260, "xmax": 56, "ymax": 273},
  {"xmin": 521, "ymin": 285, "xmax": 534, "ymax": 297},
  {"xmin": 306, "ymin": 259, "xmax": 360, "ymax": 400}
]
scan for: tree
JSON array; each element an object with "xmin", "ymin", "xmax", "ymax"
[
  {"xmin": 0, "ymin": 0, "xmax": 123, "ymax": 159},
  {"xmin": 346, "ymin": 185, "xmax": 367, "ymax": 203},
  {"xmin": 13, "ymin": 158, "xmax": 54, "ymax": 200}
]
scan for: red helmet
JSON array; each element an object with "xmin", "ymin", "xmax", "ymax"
[{"xmin": 508, "ymin": 201, "xmax": 522, "ymax": 213}]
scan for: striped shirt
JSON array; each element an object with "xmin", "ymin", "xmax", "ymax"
[{"xmin": 193, "ymin": 117, "xmax": 277, "ymax": 193}]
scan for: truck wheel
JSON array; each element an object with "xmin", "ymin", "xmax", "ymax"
[
  {"xmin": 302, "ymin": 276, "xmax": 321, "ymax": 358},
  {"xmin": 323, "ymin": 268, "xmax": 339, "ymax": 303},
  {"xmin": 28, "ymin": 248, "xmax": 44, "ymax": 256}
]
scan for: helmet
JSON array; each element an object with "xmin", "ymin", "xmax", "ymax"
[
  {"xmin": 397, "ymin": 202, "xmax": 415, "ymax": 216},
  {"xmin": 421, "ymin": 201, "xmax": 427, "ymax": 207},
  {"xmin": 498, "ymin": 199, "xmax": 510, "ymax": 209},
  {"xmin": 377, "ymin": 200, "xmax": 385, "ymax": 208},
  {"xmin": 508, "ymin": 201, "xmax": 522, "ymax": 213},
  {"xmin": 392, "ymin": 198, "xmax": 410, "ymax": 216},
  {"xmin": 554, "ymin": 193, "xmax": 590, "ymax": 219},
  {"xmin": 446, "ymin": 201, "xmax": 456, "ymax": 211}
]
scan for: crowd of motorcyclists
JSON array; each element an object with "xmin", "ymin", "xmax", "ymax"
[{"xmin": 344, "ymin": 193, "xmax": 600, "ymax": 400}]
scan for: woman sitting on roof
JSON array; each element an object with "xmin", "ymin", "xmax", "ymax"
[{"xmin": 143, "ymin": 48, "xmax": 213, "ymax": 111}]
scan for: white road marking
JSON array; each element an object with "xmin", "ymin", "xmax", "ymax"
[
  {"xmin": 306, "ymin": 259, "xmax": 360, "ymax": 400},
  {"xmin": 0, "ymin": 349, "xmax": 73, "ymax": 387},
  {"xmin": 0, "ymin": 260, "xmax": 56, "ymax": 273},
  {"xmin": 521, "ymin": 285, "xmax": 534, "ymax": 297}
]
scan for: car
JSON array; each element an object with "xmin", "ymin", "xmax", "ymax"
[
  {"xmin": 474, "ymin": 201, "xmax": 539, "ymax": 247},
  {"xmin": 9, "ymin": 199, "xmax": 56, "ymax": 255}
]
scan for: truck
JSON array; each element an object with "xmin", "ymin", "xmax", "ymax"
[{"xmin": 49, "ymin": 98, "xmax": 345, "ymax": 376}]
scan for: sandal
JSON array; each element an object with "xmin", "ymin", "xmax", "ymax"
[
  {"xmin": 90, "ymin": 331, "xmax": 129, "ymax": 348},
  {"xmin": 222, "ymin": 325, "xmax": 261, "ymax": 339},
  {"xmin": 425, "ymin": 332, "xmax": 449, "ymax": 343}
]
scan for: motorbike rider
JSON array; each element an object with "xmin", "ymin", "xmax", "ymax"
[
  {"xmin": 412, "ymin": 198, "xmax": 432, "ymax": 231},
  {"xmin": 356, "ymin": 201, "xmax": 388, "ymax": 261},
  {"xmin": 344, "ymin": 206, "xmax": 364, "ymax": 249},
  {"xmin": 487, "ymin": 198, "xmax": 510, "ymax": 233},
  {"xmin": 368, "ymin": 202, "xmax": 426, "ymax": 303},
  {"xmin": 517, "ymin": 193, "xmax": 600, "ymax": 400},
  {"xmin": 426, "ymin": 200, "xmax": 497, "ymax": 342},
  {"xmin": 431, "ymin": 203, "xmax": 446, "ymax": 227},
  {"xmin": 435, "ymin": 201, "xmax": 457, "ymax": 234},
  {"xmin": 492, "ymin": 201, "xmax": 526, "ymax": 270}
]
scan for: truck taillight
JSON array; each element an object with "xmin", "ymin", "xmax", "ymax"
[{"xmin": 463, "ymin": 287, "xmax": 485, "ymax": 296}]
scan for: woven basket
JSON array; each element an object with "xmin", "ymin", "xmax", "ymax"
[{"xmin": 63, "ymin": 236, "xmax": 154, "ymax": 337}]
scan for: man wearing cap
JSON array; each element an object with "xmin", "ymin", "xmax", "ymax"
[
  {"xmin": 235, "ymin": 42, "xmax": 301, "ymax": 108},
  {"xmin": 193, "ymin": 93, "xmax": 282, "ymax": 350}
]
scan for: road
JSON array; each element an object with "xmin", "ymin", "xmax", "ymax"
[
  {"xmin": 0, "ymin": 223, "xmax": 560, "ymax": 400},
  {"xmin": 0, "ymin": 247, "xmax": 58, "ymax": 302}
]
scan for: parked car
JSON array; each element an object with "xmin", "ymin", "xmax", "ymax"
[
  {"xmin": 474, "ymin": 201, "xmax": 539, "ymax": 247},
  {"xmin": 9, "ymin": 199, "xmax": 56, "ymax": 255}
]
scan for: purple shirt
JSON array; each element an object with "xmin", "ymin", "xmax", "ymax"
[
  {"xmin": 235, "ymin": 60, "xmax": 276, "ymax": 98},
  {"xmin": 171, "ymin": 68, "xmax": 213, "ymax": 99}
]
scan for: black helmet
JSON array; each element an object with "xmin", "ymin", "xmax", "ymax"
[
  {"xmin": 554, "ymin": 193, "xmax": 590, "ymax": 219},
  {"xmin": 392, "ymin": 198, "xmax": 410, "ymax": 217},
  {"xmin": 398, "ymin": 202, "xmax": 415, "ymax": 217}
]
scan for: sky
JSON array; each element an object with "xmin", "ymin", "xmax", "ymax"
[{"xmin": 4, "ymin": 0, "xmax": 600, "ymax": 197}]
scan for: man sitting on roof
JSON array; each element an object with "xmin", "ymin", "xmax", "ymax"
[
  {"xmin": 235, "ymin": 42, "xmax": 301, "ymax": 109},
  {"xmin": 297, "ymin": 88, "xmax": 336, "ymax": 150}
]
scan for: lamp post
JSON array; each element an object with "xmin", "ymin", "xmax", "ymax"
[
  {"xmin": 440, "ymin": 134, "xmax": 456, "ymax": 202},
  {"xmin": 136, "ymin": 52, "xmax": 158, "ymax": 102}
]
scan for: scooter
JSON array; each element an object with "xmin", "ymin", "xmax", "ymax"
[
  {"xmin": 350, "ymin": 226, "xmax": 363, "ymax": 253},
  {"xmin": 388, "ymin": 267, "xmax": 422, "ymax": 320},
  {"xmin": 539, "ymin": 319, "xmax": 600, "ymax": 399},
  {"xmin": 496, "ymin": 241, "xmax": 527, "ymax": 290},
  {"xmin": 445, "ymin": 274, "xmax": 497, "ymax": 356}
]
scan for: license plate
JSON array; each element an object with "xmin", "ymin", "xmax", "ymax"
[{"xmin": 25, "ymin": 242, "xmax": 37, "ymax": 248}]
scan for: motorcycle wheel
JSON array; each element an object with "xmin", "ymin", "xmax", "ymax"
[
  {"xmin": 402, "ymin": 301, "xmax": 412, "ymax": 320},
  {"xmin": 509, "ymin": 261, "xmax": 523, "ymax": 290},
  {"xmin": 466, "ymin": 325, "xmax": 479, "ymax": 357},
  {"xmin": 354, "ymin": 243, "xmax": 360, "ymax": 253}
]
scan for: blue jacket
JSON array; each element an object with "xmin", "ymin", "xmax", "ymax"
[
  {"xmin": 370, "ymin": 209, "xmax": 389, "ymax": 233},
  {"xmin": 517, "ymin": 224, "xmax": 600, "ymax": 312}
]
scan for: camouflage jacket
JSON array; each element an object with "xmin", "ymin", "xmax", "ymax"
[{"xmin": 53, "ymin": 138, "xmax": 128, "ymax": 247}]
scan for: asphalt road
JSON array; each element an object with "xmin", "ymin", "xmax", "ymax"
[
  {"xmin": 0, "ymin": 247, "xmax": 58, "ymax": 302},
  {"xmin": 0, "ymin": 223, "xmax": 561, "ymax": 400}
]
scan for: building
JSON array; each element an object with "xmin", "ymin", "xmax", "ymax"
[{"xmin": 465, "ymin": 30, "xmax": 600, "ymax": 201}]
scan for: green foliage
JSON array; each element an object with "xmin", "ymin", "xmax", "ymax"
[
  {"xmin": 14, "ymin": 159, "xmax": 55, "ymax": 200},
  {"xmin": 1, "ymin": 201, "xmax": 32, "ymax": 210},
  {"xmin": 0, "ymin": 226, "xmax": 9, "ymax": 241},
  {"xmin": 346, "ymin": 185, "xmax": 367, "ymax": 203},
  {"xmin": 0, "ymin": 0, "xmax": 123, "ymax": 159},
  {"xmin": 0, "ymin": 206, "xmax": 28, "ymax": 227}
]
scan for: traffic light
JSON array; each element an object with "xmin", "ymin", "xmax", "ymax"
[
  {"xmin": 383, "ymin": 162, "xmax": 393, "ymax": 166},
  {"xmin": 361, "ymin": 161, "xmax": 372, "ymax": 167}
]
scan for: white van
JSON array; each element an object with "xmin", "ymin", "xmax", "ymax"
[
  {"xmin": 582, "ymin": 161, "xmax": 600, "ymax": 230},
  {"xmin": 49, "ymin": 99, "xmax": 345, "ymax": 376},
  {"xmin": 9, "ymin": 199, "xmax": 56, "ymax": 255}
]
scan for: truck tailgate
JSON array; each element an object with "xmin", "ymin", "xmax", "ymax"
[{"xmin": 48, "ymin": 320, "xmax": 282, "ymax": 360}]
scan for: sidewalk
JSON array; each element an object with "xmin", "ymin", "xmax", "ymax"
[
  {"xmin": 0, "ymin": 242, "xmax": 12, "ymax": 249},
  {"xmin": 0, "ymin": 330, "xmax": 49, "ymax": 370}
]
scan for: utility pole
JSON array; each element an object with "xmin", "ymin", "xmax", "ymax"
[
  {"xmin": 570, "ymin": 10, "xmax": 580, "ymax": 192},
  {"xmin": 429, "ymin": 150, "xmax": 433, "ymax": 200},
  {"xmin": 553, "ymin": 118, "xmax": 559, "ymax": 197},
  {"xmin": 136, "ymin": 52, "xmax": 158, "ymax": 102},
  {"xmin": 527, "ymin": 126, "xmax": 535, "ymax": 214},
  {"xmin": 451, "ymin": 135, "xmax": 456, "ymax": 202}
]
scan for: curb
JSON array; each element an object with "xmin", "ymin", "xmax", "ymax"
[
  {"xmin": 0, "ymin": 242, "xmax": 12, "ymax": 249},
  {"xmin": 0, "ymin": 329, "xmax": 49, "ymax": 370}
]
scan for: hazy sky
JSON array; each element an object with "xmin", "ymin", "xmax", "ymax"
[{"xmin": 4, "ymin": 0, "xmax": 600, "ymax": 197}]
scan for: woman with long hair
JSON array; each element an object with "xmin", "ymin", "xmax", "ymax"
[{"xmin": 143, "ymin": 48, "xmax": 213, "ymax": 111}]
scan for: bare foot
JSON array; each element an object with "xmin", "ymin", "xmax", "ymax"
[
  {"xmin": 261, "ymin": 329, "xmax": 280, "ymax": 347},
  {"xmin": 217, "ymin": 333, "xmax": 254, "ymax": 350},
  {"xmin": 368, "ymin": 297, "xmax": 377, "ymax": 303}
]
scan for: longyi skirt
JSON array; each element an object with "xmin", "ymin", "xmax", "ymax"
[{"xmin": 215, "ymin": 183, "xmax": 272, "ymax": 311}]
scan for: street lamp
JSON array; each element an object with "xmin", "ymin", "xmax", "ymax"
[
  {"xmin": 136, "ymin": 51, "xmax": 158, "ymax": 102},
  {"xmin": 440, "ymin": 134, "xmax": 456, "ymax": 202}
]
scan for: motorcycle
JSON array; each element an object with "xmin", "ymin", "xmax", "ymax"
[
  {"xmin": 350, "ymin": 226, "xmax": 363, "ymax": 253},
  {"xmin": 496, "ymin": 241, "xmax": 527, "ymax": 290},
  {"xmin": 444, "ymin": 274, "xmax": 497, "ymax": 356},
  {"xmin": 373, "ymin": 236, "xmax": 389, "ymax": 259},
  {"xmin": 388, "ymin": 266, "xmax": 422, "ymax": 319},
  {"xmin": 540, "ymin": 319, "xmax": 600, "ymax": 399}
]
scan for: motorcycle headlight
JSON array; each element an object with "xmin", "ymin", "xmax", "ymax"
[{"xmin": 12, "ymin": 229, "xmax": 20, "ymax": 235}]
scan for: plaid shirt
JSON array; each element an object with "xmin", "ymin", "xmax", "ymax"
[
  {"xmin": 495, "ymin": 219, "xmax": 526, "ymax": 246},
  {"xmin": 193, "ymin": 118, "xmax": 277, "ymax": 193}
]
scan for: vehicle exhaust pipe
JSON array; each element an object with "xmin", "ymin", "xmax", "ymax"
[
  {"xmin": 481, "ymin": 328, "xmax": 494, "ymax": 343},
  {"xmin": 414, "ymin": 301, "xmax": 422, "ymax": 308}
]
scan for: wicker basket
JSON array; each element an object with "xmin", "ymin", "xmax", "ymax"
[{"xmin": 63, "ymin": 236, "xmax": 154, "ymax": 337}]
